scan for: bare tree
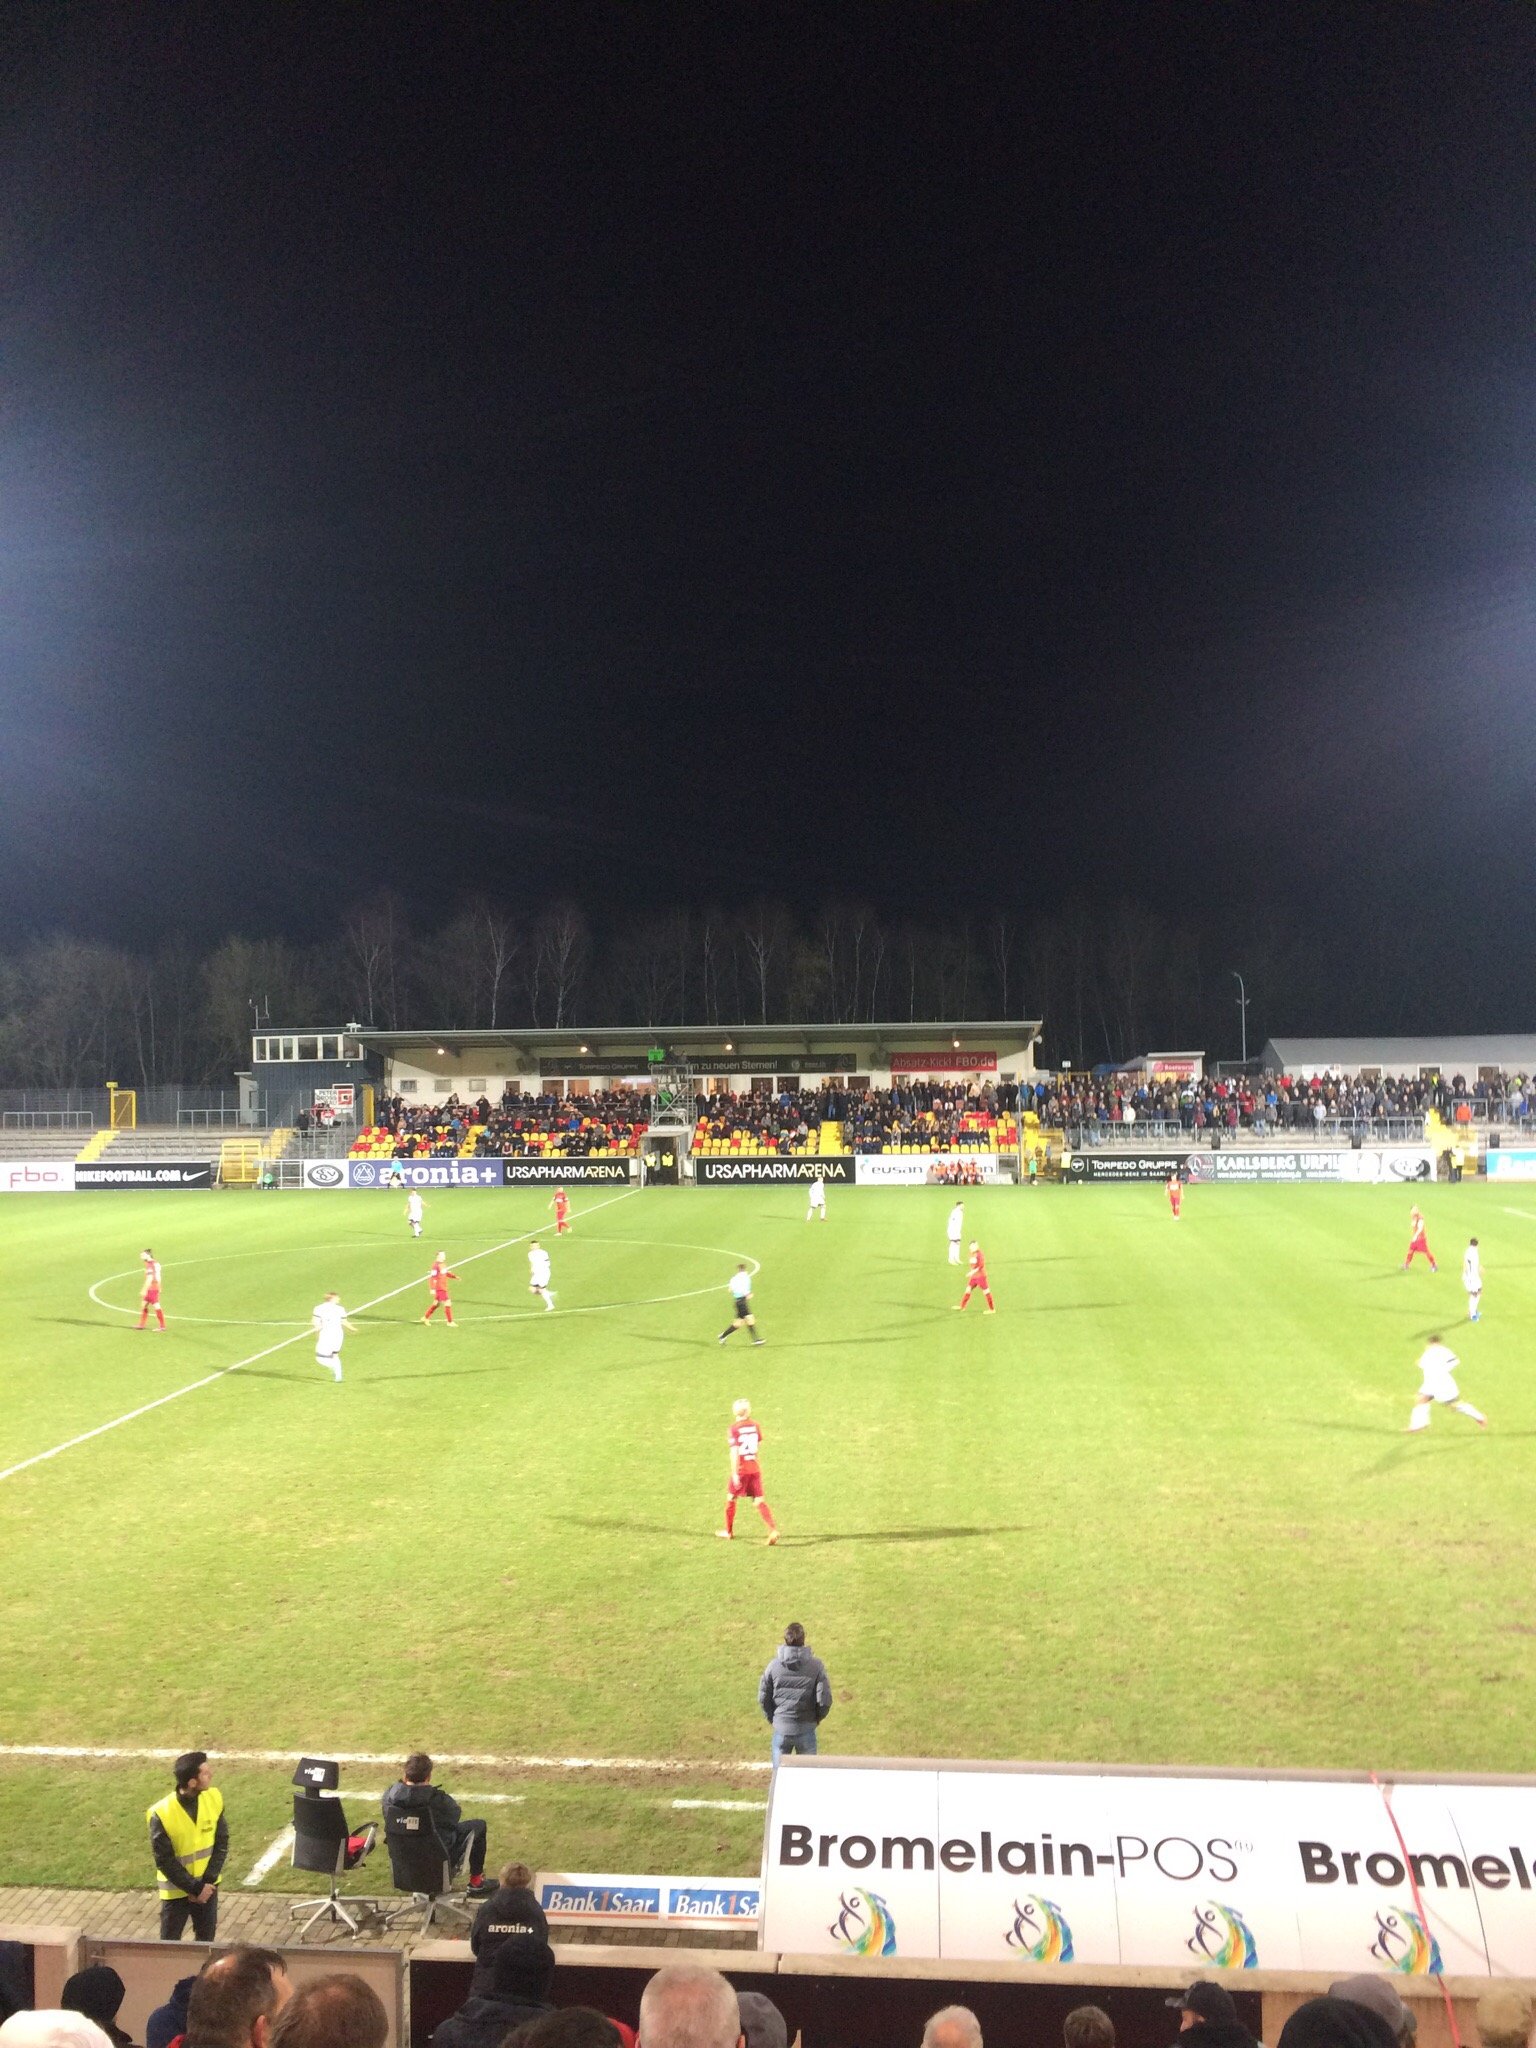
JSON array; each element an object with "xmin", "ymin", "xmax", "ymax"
[
  {"xmin": 533, "ymin": 901, "xmax": 590, "ymax": 1027},
  {"xmin": 990, "ymin": 912, "xmax": 1017, "ymax": 1016},
  {"xmin": 740, "ymin": 900, "xmax": 791, "ymax": 1025}
]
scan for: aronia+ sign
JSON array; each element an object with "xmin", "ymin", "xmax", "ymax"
[{"xmin": 760, "ymin": 1759, "xmax": 1536, "ymax": 1973}]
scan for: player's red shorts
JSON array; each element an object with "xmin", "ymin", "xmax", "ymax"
[
  {"xmin": 142, "ymin": 1286, "xmax": 161, "ymax": 1304},
  {"xmin": 1409, "ymin": 1234, "xmax": 1429, "ymax": 1253},
  {"xmin": 430, "ymin": 1286, "xmax": 450, "ymax": 1302},
  {"xmin": 728, "ymin": 1469, "xmax": 764, "ymax": 1499}
]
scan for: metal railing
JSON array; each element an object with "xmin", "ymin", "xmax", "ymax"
[
  {"xmin": 177, "ymin": 1107, "xmax": 261, "ymax": 1127},
  {"xmin": 1060, "ymin": 1114, "xmax": 1436, "ymax": 1148},
  {"xmin": 0, "ymin": 1109, "xmax": 95, "ymax": 1129}
]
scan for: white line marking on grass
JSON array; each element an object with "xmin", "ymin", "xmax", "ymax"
[
  {"xmin": 1502, "ymin": 1208, "xmax": 1536, "ymax": 1222},
  {"xmin": 0, "ymin": 1742, "xmax": 770, "ymax": 1772},
  {"xmin": 88, "ymin": 1241, "xmax": 760, "ymax": 1330},
  {"xmin": 244, "ymin": 1826, "xmax": 295, "ymax": 1885},
  {"xmin": 6, "ymin": 1191, "xmax": 637, "ymax": 1485},
  {"xmin": 670, "ymin": 1799, "xmax": 768, "ymax": 1811}
]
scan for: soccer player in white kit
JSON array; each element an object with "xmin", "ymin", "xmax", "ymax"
[
  {"xmin": 405, "ymin": 1191, "xmax": 425, "ymax": 1238},
  {"xmin": 312, "ymin": 1291, "xmax": 357, "ymax": 1383},
  {"xmin": 1463, "ymin": 1238, "xmax": 1483, "ymax": 1322},
  {"xmin": 946, "ymin": 1199, "xmax": 965, "ymax": 1265},
  {"xmin": 806, "ymin": 1173, "xmax": 826, "ymax": 1221},
  {"xmin": 528, "ymin": 1240, "xmax": 554, "ymax": 1310},
  {"xmin": 1407, "ymin": 1334, "xmax": 1487, "ymax": 1433}
]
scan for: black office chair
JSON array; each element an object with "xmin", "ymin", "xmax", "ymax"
[
  {"xmin": 289, "ymin": 1790, "xmax": 381, "ymax": 1939},
  {"xmin": 382, "ymin": 1809, "xmax": 474, "ymax": 1936}
]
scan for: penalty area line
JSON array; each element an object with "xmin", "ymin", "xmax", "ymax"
[{"xmin": 4, "ymin": 1190, "xmax": 637, "ymax": 1487}]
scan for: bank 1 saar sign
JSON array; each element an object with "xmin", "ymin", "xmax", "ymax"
[{"xmin": 760, "ymin": 1763, "xmax": 1536, "ymax": 1974}]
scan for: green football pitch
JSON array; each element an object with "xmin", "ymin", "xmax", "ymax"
[{"xmin": 1, "ymin": 1178, "xmax": 1531, "ymax": 1897}]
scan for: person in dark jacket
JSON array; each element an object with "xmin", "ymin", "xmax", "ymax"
[
  {"xmin": 1165, "ymin": 1982, "xmax": 1261, "ymax": 2048},
  {"xmin": 145, "ymin": 1981, "xmax": 197, "ymax": 2048},
  {"xmin": 468, "ymin": 1863, "xmax": 550, "ymax": 1995},
  {"xmin": 62, "ymin": 1972, "xmax": 134, "ymax": 2048},
  {"xmin": 758, "ymin": 1622, "xmax": 832, "ymax": 1765},
  {"xmin": 381, "ymin": 1753, "xmax": 489, "ymax": 1891},
  {"xmin": 1276, "ymin": 2000, "xmax": 1397, "ymax": 2048},
  {"xmin": 431, "ymin": 1938, "xmax": 555, "ymax": 2048}
]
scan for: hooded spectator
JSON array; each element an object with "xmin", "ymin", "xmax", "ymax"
[
  {"xmin": 146, "ymin": 1982, "xmax": 197, "ymax": 2048},
  {"xmin": 1329, "ymin": 1977, "xmax": 1415, "ymax": 2047},
  {"xmin": 1474, "ymin": 1989, "xmax": 1531, "ymax": 2048},
  {"xmin": 735, "ymin": 1995, "xmax": 786, "ymax": 2048},
  {"xmin": 505, "ymin": 2018, "xmax": 623, "ymax": 2048},
  {"xmin": 1166, "ymin": 1983, "xmax": 1260, "ymax": 2048},
  {"xmin": 432, "ymin": 1938, "xmax": 556, "ymax": 2048},
  {"xmin": 468, "ymin": 1862, "xmax": 549, "ymax": 1995},
  {"xmin": 61, "ymin": 1974, "xmax": 133, "ymax": 2048}
]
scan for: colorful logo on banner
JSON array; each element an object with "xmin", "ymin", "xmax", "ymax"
[
  {"xmin": 1187, "ymin": 1901, "xmax": 1258, "ymax": 1969},
  {"xmin": 829, "ymin": 1888, "xmax": 896, "ymax": 1956},
  {"xmin": 1006, "ymin": 1895, "xmax": 1074, "ymax": 1963},
  {"xmin": 1371, "ymin": 1908, "xmax": 1443, "ymax": 1975}
]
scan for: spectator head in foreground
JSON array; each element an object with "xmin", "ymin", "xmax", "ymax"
[
  {"xmin": 1473, "ymin": 1989, "xmax": 1530, "ymax": 2048},
  {"xmin": 1329, "ymin": 1978, "xmax": 1415, "ymax": 2047},
  {"xmin": 186, "ymin": 1949, "xmax": 292, "ymax": 2048},
  {"xmin": 734, "ymin": 1995, "xmax": 786, "ymax": 2048},
  {"xmin": 267, "ymin": 1978, "xmax": 387, "ymax": 2048},
  {"xmin": 1276, "ymin": 1998, "xmax": 1399, "ymax": 2048},
  {"xmin": 637, "ymin": 1967, "xmax": 742, "ymax": 2048},
  {"xmin": 0, "ymin": 2022, "xmax": 112, "ymax": 2048},
  {"xmin": 1064, "ymin": 2007, "xmax": 1116, "ymax": 2048},
  {"xmin": 61, "ymin": 1971, "xmax": 132, "ymax": 2048},
  {"xmin": 1168, "ymin": 1986, "xmax": 1237, "ymax": 2033},
  {"xmin": 504, "ymin": 2017, "xmax": 623, "ymax": 2048},
  {"xmin": 921, "ymin": 2010, "xmax": 983, "ymax": 2048}
]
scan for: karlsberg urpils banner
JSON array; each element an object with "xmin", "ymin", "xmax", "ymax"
[{"xmin": 760, "ymin": 1762, "xmax": 1536, "ymax": 1974}]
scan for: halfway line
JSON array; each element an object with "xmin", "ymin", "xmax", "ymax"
[{"xmin": 0, "ymin": 1190, "xmax": 636, "ymax": 1487}]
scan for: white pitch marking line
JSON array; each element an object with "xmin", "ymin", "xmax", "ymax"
[
  {"xmin": 1501, "ymin": 1207, "xmax": 1536, "ymax": 1222},
  {"xmin": 0, "ymin": 1742, "xmax": 770, "ymax": 1772},
  {"xmin": 670, "ymin": 1799, "xmax": 768, "ymax": 1811},
  {"xmin": 5, "ymin": 1191, "xmax": 637, "ymax": 1485},
  {"xmin": 244, "ymin": 1826, "xmax": 295, "ymax": 1886}
]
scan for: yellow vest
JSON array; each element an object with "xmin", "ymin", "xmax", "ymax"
[{"xmin": 147, "ymin": 1787, "xmax": 224, "ymax": 1899}]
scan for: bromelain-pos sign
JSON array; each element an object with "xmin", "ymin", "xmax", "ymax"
[{"xmin": 759, "ymin": 1761, "xmax": 1536, "ymax": 1974}]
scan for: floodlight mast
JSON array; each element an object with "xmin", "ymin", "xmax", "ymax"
[{"xmin": 1232, "ymin": 970, "xmax": 1249, "ymax": 1065}]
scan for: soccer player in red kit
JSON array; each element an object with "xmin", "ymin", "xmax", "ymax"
[
  {"xmin": 1167, "ymin": 1172, "xmax": 1183, "ymax": 1218},
  {"xmin": 422, "ymin": 1252, "xmax": 459, "ymax": 1323},
  {"xmin": 136, "ymin": 1250, "xmax": 165, "ymax": 1331},
  {"xmin": 551, "ymin": 1188, "xmax": 571, "ymax": 1236},
  {"xmin": 956, "ymin": 1241, "xmax": 995, "ymax": 1313},
  {"xmin": 1404, "ymin": 1205, "xmax": 1438, "ymax": 1272},
  {"xmin": 716, "ymin": 1398, "xmax": 779, "ymax": 1545}
]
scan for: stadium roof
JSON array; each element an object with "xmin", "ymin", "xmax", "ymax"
[
  {"xmin": 354, "ymin": 1021, "xmax": 1041, "ymax": 1056},
  {"xmin": 1262, "ymin": 1035, "xmax": 1536, "ymax": 1072}
]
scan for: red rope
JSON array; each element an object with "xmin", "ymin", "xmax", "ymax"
[{"xmin": 1370, "ymin": 1771, "xmax": 1463, "ymax": 2048}]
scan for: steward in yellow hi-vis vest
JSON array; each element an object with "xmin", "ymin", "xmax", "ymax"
[{"xmin": 147, "ymin": 1750, "xmax": 228, "ymax": 1941}]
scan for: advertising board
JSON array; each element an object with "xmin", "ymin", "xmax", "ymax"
[
  {"xmin": 499, "ymin": 1157, "xmax": 634, "ymax": 1185},
  {"xmin": 694, "ymin": 1157, "xmax": 856, "ymax": 1185},
  {"xmin": 537, "ymin": 1872, "xmax": 760, "ymax": 1928},
  {"xmin": 347, "ymin": 1160, "xmax": 506, "ymax": 1188},
  {"xmin": 334, "ymin": 1157, "xmax": 637, "ymax": 1189},
  {"xmin": 1066, "ymin": 1153, "xmax": 1190, "ymax": 1183},
  {"xmin": 890, "ymin": 1052, "xmax": 998, "ymax": 1074},
  {"xmin": 1067, "ymin": 1148, "xmax": 1434, "ymax": 1185},
  {"xmin": 0, "ymin": 1160, "xmax": 76, "ymax": 1193},
  {"xmin": 1486, "ymin": 1149, "xmax": 1536, "ymax": 1181},
  {"xmin": 760, "ymin": 1760, "xmax": 1536, "ymax": 1973},
  {"xmin": 855, "ymin": 1154, "xmax": 1007, "ymax": 1185},
  {"xmin": 75, "ymin": 1161, "xmax": 214, "ymax": 1190}
]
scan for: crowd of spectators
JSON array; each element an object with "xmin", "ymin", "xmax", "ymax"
[
  {"xmin": 357, "ymin": 1091, "xmax": 649, "ymax": 1159},
  {"xmin": 692, "ymin": 1081, "xmax": 1021, "ymax": 1155},
  {"xmin": 1023, "ymin": 1068, "xmax": 1536, "ymax": 1143}
]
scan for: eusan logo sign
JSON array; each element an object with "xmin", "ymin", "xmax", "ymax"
[{"xmin": 760, "ymin": 1762, "xmax": 1536, "ymax": 1973}]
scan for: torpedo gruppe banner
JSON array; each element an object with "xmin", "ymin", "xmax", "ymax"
[{"xmin": 760, "ymin": 1761, "xmax": 1536, "ymax": 1973}]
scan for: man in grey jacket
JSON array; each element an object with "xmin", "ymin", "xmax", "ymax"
[{"xmin": 758, "ymin": 1622, "xmax": 832, "ymax": 1764}]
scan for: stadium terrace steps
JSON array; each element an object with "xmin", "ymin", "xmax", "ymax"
[
  {"xmin": 75, "ymin": 1129, "xmax": 117, "ymax": 1163},
  {"xmin": 0, "ymin": 1129, "xmax": 94, "ymax": 1161}
]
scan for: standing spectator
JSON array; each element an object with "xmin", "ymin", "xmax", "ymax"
[
  {"xmin": 469, "ymin": 1862, "xmax": 550, "ymax": 1994},
  {"xmin": 1328, "ymin": 1980, "xmax": 1414, "ymax": 2048},
  {"xmin": 383, "ymin": 1753, "xmax": 489, "ymax": 1892},
  {"xmin": 1276, "ymin": 1999, "xmax": 1395, "ymax": 2048},
  {"xmin": 1166, "ymin": 1983, "xmax": 1260, "ymax": 2048},
  {"xmin": 1065, "ymin": 2010, "xmax": 1115, "ymax": 2048},
  {"xmin": 183, "ymin": 1949, "xmax": 291, "ymax": 2048},
  {"xmin": 759, "ymin": 1622, "xmax": 832, "ymax": 1764},
  {"xmin": 267, "ymin": 1979, "xmax": 387, "ymax": 2048},
  {"xmin": 637, "ymin": 1969, "xmax": 742, "ymax": 2048},
  {"xmin": 61, "ymin": 1974, "xmax": 133, "ymax": 2048},
  {"xmin": 922, "ymin": 2011, "xmax": 982, "ymax": 2048},
  {"xmin": 147, "ymin": 1752, "xmax": 228, "ymax": 1942},
  {"xmin": 506, "ymin": 2022, "xmax": 623, "ymax": 2048}
]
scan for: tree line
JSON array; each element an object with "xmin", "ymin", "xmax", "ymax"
[{"xmin": 0, "ymin": 890, "xmax": 1520, "ymax": 1090}]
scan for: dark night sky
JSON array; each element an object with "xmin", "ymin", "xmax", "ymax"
[{"xmin": 3, "ymin": 3, "xmax": 1534, "ymax": 947}]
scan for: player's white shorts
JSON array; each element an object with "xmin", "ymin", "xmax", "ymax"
[
  {"xmin": 808, "ymin": 1192, "xmax": 825, "ymax": 1208},
  {"xmin": 317, "ymin": 1346, "xmax": 342, "ymax": 1366},
  {"xmin": 1418, "ymin": 1373, "xmax": 1460, "ymax": 1404}
]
